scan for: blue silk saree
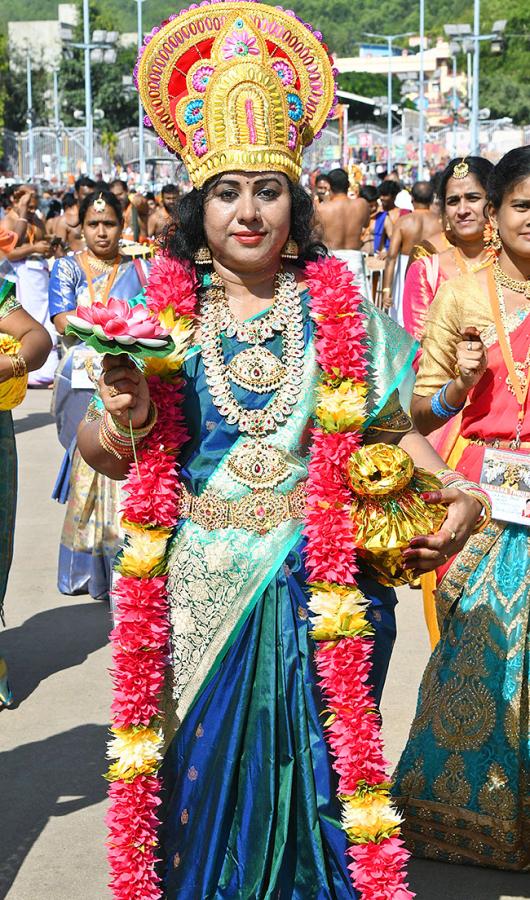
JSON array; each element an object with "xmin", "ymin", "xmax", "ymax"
[
  {"xmin": 156, "ymin": 291, "xmax": 417, "ymax": 898},
  {"xmin": 49, "ymin": 255, "xmax": 148, "ymax": 598}
]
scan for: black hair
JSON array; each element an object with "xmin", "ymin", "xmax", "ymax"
[
  {"xmin": 161, "ymin": 177, "xmax": 326, "ymax": 267},
  {"xmin": 161, "ymin": 183, "xmax": 180, "ymax": 195},
  {"xmin": 487, "ymin": 145, "xmax": 530, "ymax": 210},
  {"xmin": 315, "ymin": 173, "xmax": 330, "ymax": 184},
  {"xmin": 378, "ymin": 180, "xmax": 400, "ymax": 200},
  {"xmin": 145, "ymin": 191, "xmax": 156, "ymax": 201},
  {"xmin": 411, "ymin": 180, "xmax": 435, "ymax": 206},
  {"xmin": 438, "ymin": 156, "xmax": 493, "ymax": 206},
  {"xmin": 327, "ymin": 168, "xmax": 349, "ymax": 195},
  {"xmin": 75, "ymin": 175, "xmax": 96, "ymax": 193},
  {"xmin": 62, "ymin": 193, "xmax": 77, "ymax": 210},
  {"xmin": 360, "ymin": 185, "xmax": 378, "ymax": 203},
  {"xmin": 109, "ymin": 178, "xmax": 127, "ymax": 192},
  {"xmin": 78, "ymin": 190, "xmax": 124, "ymax": 226},
  {"xmin": 46, "ymin": 199, "xmax": 62, "ymax": 220}
]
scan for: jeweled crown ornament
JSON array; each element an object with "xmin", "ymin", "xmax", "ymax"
[
  {"xmin": 135, "ymin": 1, "xmax": 338, "ymax": 188},
  {"xmin": 452, "ymin": 157, "xmax": 469, "ymax": 180}
]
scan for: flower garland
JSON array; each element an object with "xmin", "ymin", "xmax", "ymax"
[
  {"xmin": 104, "ymin": 253, "xmax": 412, "ymax": 899},
  {"xmin": 304, "ymin": 256, "xmax": 413, "ymax": 899},
  {"xmin": 105, "ymin": 256, "xmax": 198, "ymax": 900}
]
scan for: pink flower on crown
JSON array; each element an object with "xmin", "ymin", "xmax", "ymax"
[
  {"xmin": 222, "ymin": 28, "xmax": 259, "ymax": 59},
  {"xmin": 288, "ymin": 124, "xmax": 298, "ymax": 150},
  {"xmin": 192, "ymin": 128, "xmax": 208, "ymax": 158},
  {"xmin": 191, "ymin": 65, "xmax": 214, "ymax": 93},
  {"xmin": 272, "ymin": 59, "xmax": 295, "ymax": 86}
]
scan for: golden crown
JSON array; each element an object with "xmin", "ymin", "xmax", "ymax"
[{"xmin": 135, "ymin": 1, "xmax": 337, "ymax": 188}]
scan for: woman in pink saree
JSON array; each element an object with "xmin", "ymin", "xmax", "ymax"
[
  {"xmin": 393, "ymin": 146, "xmax": 530, "ymax": 871},
  {"xmin": 403, "ymin": 156, "xmax": 493, "ymax": 344}
]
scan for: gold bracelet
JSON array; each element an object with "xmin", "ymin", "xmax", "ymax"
[{"xmin": 10, "ymin": 354, "xmax": 27, "ymax": 378}]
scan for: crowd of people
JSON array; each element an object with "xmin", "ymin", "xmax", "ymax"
[{"xmin": 0, "ymin": 1, "xmax": 529, "ymax": 896}]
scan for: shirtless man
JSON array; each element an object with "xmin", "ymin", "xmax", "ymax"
[
  {"xmin": 148, "ymin": 183, "xmax": 180, "ymax": 238},
  {"xmin": 51, "ymin": 176, "xmax": 96, "ymax": 252},
  {"xmin": 382, "ymin": 180, "xmax": 442, "ymax": 322},
  {"xmin": 109, "ymin": 179, "xmax": 149, "ymax": 241},
  {"xmin": 316, "ymin": 168, "xmax": 370, "ymax": 250}
]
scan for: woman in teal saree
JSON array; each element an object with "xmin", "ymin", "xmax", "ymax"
[{"xmin": 76, "ymin": 4, "xmax": 486, "ymax": 897}]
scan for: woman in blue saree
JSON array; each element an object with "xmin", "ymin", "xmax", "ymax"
[
  {"xmin": 0, "ymin": 274, "xmax": 52, "ymax": 708},
  {"xmin": 48, "ymin": 190, "xmax": 149, "ymax": 599},
  {"xmin": 77, "ymin": 5, "xmax": 486, "ymax": 897}
]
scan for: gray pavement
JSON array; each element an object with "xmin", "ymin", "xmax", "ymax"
[{"xmin": 1, "ymin": 390, "xmax": 529, "ymax": 900}]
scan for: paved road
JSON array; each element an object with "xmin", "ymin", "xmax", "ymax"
[{"xmin": 1, "ymin": 391, "xmax": 529, "ymax": 900}]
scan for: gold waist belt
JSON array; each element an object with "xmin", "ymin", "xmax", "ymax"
[{"xmin": 180, "ymin": 481, "xmax": 307, "ymax": 535}]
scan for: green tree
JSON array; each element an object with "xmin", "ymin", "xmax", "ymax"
[{"xmin": 58, "ymin": 1, "xmax": 137, "ymax": 134}]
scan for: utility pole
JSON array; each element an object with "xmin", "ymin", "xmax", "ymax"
[
  {"xmin": 363, "ymin": 31, "xmax": 414, "ymax": 175},
  {"xmin": 83, "ymin": 0, "xmax": 94, "ymax": 175},
  {"xmin": 26, "ymin": 55, "xmax": 35, "ymax": 182},
  {"xmin": 471, "ymin": 0, "xmax": 480, "ymax": 154},
  {"xmin": 418, "ymin": 0, "xmax": 425, "ymax": 177},
  {"xmin": 53, "ymin": 69, "xmax": 62, "ymax": 184},
  {"xmin": 137, "ymin": 0, "xmax": 146, "ymax": 186}
]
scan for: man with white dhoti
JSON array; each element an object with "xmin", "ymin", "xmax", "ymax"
[{"xmin": 4, "ymin": 187, "xmax": 58, "ymax": 385}]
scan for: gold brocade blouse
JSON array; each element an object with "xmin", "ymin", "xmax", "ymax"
[{"xmin": 414, "ymin": 273, "xmax": 495, "ymax": 397}]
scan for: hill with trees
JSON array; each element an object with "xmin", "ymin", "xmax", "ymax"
[{"xmin": 0, "ymin": 0, "xmax": 528, "ymax": 131}]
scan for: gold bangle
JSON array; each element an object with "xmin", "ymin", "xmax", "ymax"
[
  {"xmin": 10, "ymin": 354, "xmax": 27, "ymax": 378},
  {"xmin": 110, "ymin": 400, "xmax": 158, "ymax": 440}
]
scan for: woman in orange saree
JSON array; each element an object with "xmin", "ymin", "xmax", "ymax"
[{"xmin": 393, "ymin": 146, "xmax": 530, "ymax": 871}]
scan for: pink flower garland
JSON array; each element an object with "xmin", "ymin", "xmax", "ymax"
[
  {"xmin": 106, "ymin": 257, "xmax": 198, "ymax": 900},
  {"xmin": 305, "ymin": 256, "xmax": 413, "ymax": 899},
  {"xmin": 105, "ymin": 253, "xmax": 412, "ymax": 899}
]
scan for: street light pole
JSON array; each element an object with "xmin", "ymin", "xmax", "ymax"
[
  {"xmin": 363, "ymin": 31, "xmax": 414, "ymax": 176},
  {"xmin": 26, "ymin": 54, "xmax": 35, "ymax": 182},
  {"xmin": 452, "ymin": 56, "xmax": 458, "ymax": 155},
  {"xmin": 418, "ymin": 0, "xmax": 425, "ymax": 177},
  {"xmin": 137, "ymin": 0, "xmax": 145, "ymax": 187},
  {"xmin": 387, "ymin": 36, "xmax": 393, "ymax": 174},
  {"xmin": 83, "ymin": 0, "xmax": 94, "ymax": 175},
  {"xmin": 53, "ymin": 69, "xmax": 62, "ymax": 184},
  {"xmin": 471, "ymin": 0, "xmax": 480, "ymax": 154}
]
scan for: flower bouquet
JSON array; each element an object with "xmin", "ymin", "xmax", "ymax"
[{"xmin": 65, "ymin": 297, "xmax": 176, "ymax": 359}]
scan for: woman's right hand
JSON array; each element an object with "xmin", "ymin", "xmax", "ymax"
[
  {"xmin": 455, "ymin": 327, "xmax": 488, "ymax": 391},
  {"xmin": 99, "ymin": 354, "xmax": 151, "ymax": 428}
]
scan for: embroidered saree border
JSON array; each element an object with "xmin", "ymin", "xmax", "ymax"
[
  {"xmin": 165, "ymin": 339, "xmax": 319, "ymax": 734},
  {"xmin": 435, "ymin": 520, "xmax": 505, "ymax": 628}
]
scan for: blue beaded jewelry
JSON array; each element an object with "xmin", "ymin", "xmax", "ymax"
[{"xmin": 431, "ymin": 382, "xmax": 465, "ymax": 419}]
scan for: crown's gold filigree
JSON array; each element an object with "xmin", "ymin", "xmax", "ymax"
[{"xmin": 136, "ymin": 2, "xmax": 337, "ymax": 187}]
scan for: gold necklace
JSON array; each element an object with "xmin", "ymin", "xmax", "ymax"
[
  {"xmin": 493, "ymin": 259, "xmax": 530, "ymax": 299},
  {"xmin": 492, "ymin": 266, "xmax": 530, "ymax": 399},
  {"xmin": 86, "ymin": 252, "xmax": 121, "ymax": 274},
  {"xmin": 200, "ymin": 270, "xmax": 304, "ymax": 436},
  {"xmin": 454, "ymin": 247, "xmax": 491, "ymax": 274}
]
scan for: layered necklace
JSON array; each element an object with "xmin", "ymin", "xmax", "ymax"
[
  {"xmin": 200, "ymin": 269, "xmax": 304, "ymax": 437},
  {"xmin": 488, "ymin": 263, "xmax": 530, "ymax": 446},
  {"xmin": 493, "ymin": 258, "xmax": 530, "ymax": 300}
]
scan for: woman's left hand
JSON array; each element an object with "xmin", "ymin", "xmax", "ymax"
[{"xmin": 402, "ymin": 487, "xmax": 482, "ymax": 574}]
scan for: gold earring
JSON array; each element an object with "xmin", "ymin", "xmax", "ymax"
[
  {"xmin": 281, "ymin": 237, "xmax": 299, "ymax": 260},
  {"xmin": 194, "ymin": 245, "xmax": 212, "ymax": 265},
  {"xmin": 484, "ymin": 221, "xmax": 501, "ymax": 252},
  {"xmin": 445, "ymin": 221, "xmax": 452, "ymax": 231}
]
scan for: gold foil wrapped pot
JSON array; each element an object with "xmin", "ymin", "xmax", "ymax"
[{"xmin": 348, "ymin": 443, "xmax": 447, "ymax": 586}]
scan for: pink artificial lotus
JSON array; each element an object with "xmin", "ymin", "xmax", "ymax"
[{"xmin": 66, "ymin": 298, "xmax": 170, "ymax": 349}]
